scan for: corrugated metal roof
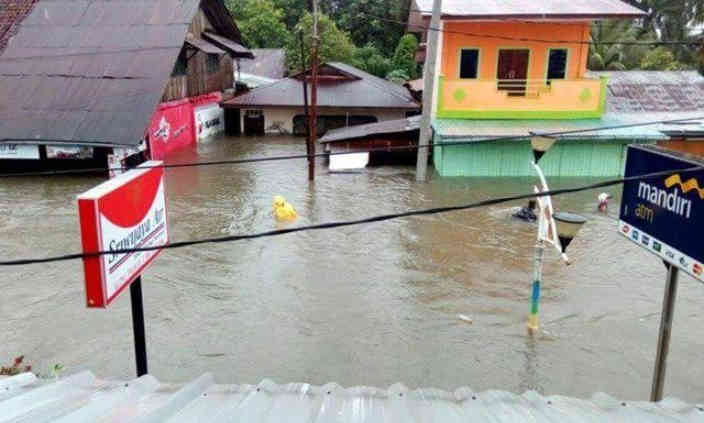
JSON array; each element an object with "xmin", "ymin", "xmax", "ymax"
[
  {"xmin": 224, "ymin": 63, "xmax": 419, "ymax": 110},
  {"xmin": 0, "ymin": 0, "xmax": 249, "ymax": 148},
  {"xmin": 185, "ymin": 38, "xmax": 225, "ymax": 55},
  {"xmin": 239, "ymin": 48, "xmax": 286, "ymax": 80},
  {"xmin": 589, "ymin": 71, "xmax": 704, "ymax": 115},
  {"xmin": 433, "ymin": 115, "xmax": 667, "ymax": 141},
  {"xmin": 1, "ymin": 371, "xmax": 702, "ymax": 422},
  {"xmin": 413, "ymin": 0, "xmax": 646, "ymax": 19},
  {"xmin": 320, "ymin": 115, "xmax": 421, "ymax": 143}
]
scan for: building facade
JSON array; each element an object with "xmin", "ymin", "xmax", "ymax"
[{"xmin": 408, "ymin": 0, "xmax": 665, "ymax": 177}]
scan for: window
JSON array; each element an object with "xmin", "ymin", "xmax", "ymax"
[
  {"xmin": 171, "ymin": 49, "xmax": 187, "ymax": 76},
  {"xmin": 547, "ymin": 49, "xmax": 568, "ymax": 81},
  {"xmin": 458, "ymin": 49, "xmax": 479, "ymax": 79},
  {"xmin": 206, "ymin": 54, "xmax": 220, "ymax": 74}
]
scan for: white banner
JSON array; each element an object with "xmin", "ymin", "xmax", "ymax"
[
  {"xmin": 195, "ymin": 104, "xmax": 224, "ymax": 141},
  {"xmin": 0, "ymin": 144, "xmax": 40, "ymax": 160}
]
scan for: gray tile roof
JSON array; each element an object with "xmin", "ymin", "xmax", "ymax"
[
  {"xmin": 2, "ymin": 371, "xmax": 702, "ymax": 422},
  {"xmin": 0, "ymin": 0, "xmax": 248, "ymax": 148},
  {"xmin": 591, "ymin": 71, "xmax": 704, "ymax": 115},
  {"xmin": 224, "ymin": 62, "xmax": 420, "ymax": 110},
  {"xmin": 239, "ymin": 48, "xmax": 286, "ymax": 80},
  {"xmin": 413, "ymin": 0, "xmax": 646, "ymax": 19}
]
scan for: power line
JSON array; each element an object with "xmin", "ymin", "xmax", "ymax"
[
  {"xmin": 1, "ymin": 164, "xmax": 702, "ymax": 267},
  {"xmin": 362, "ymin": 11, "xmax": 702, "ymax": 46},
  {"xmin": 1, "ymin": 115, "xmax": 703, "ymax": 178}
]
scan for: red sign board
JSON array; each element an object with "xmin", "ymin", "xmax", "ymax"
[
  {"xmin": 148, "ymin": 99, "xmax": 195, "ymax": 160},
  {"xmin": 77, "ymin": 161, "xmax": 168, "ymax": 307}
]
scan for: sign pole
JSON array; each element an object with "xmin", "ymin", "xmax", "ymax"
[
  {"xmin": 130, "ymin": 276, "xmax": 148, "ymax": 377},
  {"xmin": 650, "ymin": 263, "xmax": 679, "ymax": 402}
]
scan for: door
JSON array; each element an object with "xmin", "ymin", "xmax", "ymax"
[
  {"xmin": 497, "ymin": 49, "xmax": 529, "ymax": 96},
  {"xmin": 244, "ymin": 110, "xmax": 264, "ymax": 136}
]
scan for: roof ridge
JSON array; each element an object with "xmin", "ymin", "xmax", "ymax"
[{"xmin": 327, "ymin": 62, "xmax": 416, "ymax": 104}]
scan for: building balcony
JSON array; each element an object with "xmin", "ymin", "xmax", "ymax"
[{"xmin": 436, "ymin": 76, "xmax": 608, "ymax": 119}]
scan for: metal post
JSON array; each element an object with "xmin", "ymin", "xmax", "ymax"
[
  {"xmin": 650, "ymin": 264, "xmax": 679, "ymax": 402},
  {"xmin": 130, "ymin": 277, "xmax": 148, "ymax": 377},
  {"xmin": 415, "ymin": 0, "xmax": 442, "ymax": 182},
  {"xmin": 299, "ymin": 31, "xmax": 310, "ymax": 157},
  {"xmin": 308, "ymin": 0, "xmax": 319, "ymax": 181}
]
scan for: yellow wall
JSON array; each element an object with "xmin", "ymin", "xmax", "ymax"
[{"xmin": 441, "ymin": 21, "xmax": 591, "ymax": 80}]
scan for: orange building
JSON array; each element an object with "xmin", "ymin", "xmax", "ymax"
[{"xmin": 405, "ymin": 1, "xmax": 695, "ymax": 177}]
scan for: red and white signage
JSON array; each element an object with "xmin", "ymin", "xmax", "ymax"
[
  {"xmin": 77, "ymin": 161, "xmax": 168, "ymax": 307},
  {"xmin": 148, "ymin": 99, "xmax": 194, "ymax": 160}
]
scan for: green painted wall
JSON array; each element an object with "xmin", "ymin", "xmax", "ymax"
[{"xmin": 433, "ymin": 138, "xmax": 653, "ymax": 177}]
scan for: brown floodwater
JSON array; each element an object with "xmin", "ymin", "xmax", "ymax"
[{"xmin": 1, "ymin": 135, "xmax": 703, "ymax": 402}]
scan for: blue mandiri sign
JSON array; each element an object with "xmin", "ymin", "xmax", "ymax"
[{"xmin": 619, "ymin": 145, "xmax": 704, "ymax": 283}]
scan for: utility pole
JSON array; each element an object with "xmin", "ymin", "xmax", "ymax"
[
  {"xmin": 415, "ymin": 0, "xmax": 442, "ymax": 182},
  {"xmin": 308, "ymin": 0, "xmax": 319, "ymax": 181},
  {"xmin": 299, "ymin": 31, "xmax": 311, "ymax": 158}
]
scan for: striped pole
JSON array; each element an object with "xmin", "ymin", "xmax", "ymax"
[{"xmin": 528, "ymin": 239, "xmax": 545, "ymax": 334}]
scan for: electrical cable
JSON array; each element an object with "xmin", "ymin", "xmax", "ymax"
[
  {"xmin": 1, "ymin": 164, "xmax": 701, "ymax": 266},
  {"xmin": 1, "ymin": 115, "xmax": 703, "ymax": 178},
  {"xmin": 360, "ymin": 11, "xmax": 702, "ymax": 46}
]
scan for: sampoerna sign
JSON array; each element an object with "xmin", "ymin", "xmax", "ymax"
[
  {"xmin": 77, "ymin": 161, "xmax": 168, "ymax": 307},
  {"xmin": 619, "ymin": 145, "xmax": 704, "ymax": 283}
]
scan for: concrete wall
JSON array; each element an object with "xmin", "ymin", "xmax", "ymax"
[{"xmin": 240, "ymin": 108, "xmax": 409, "ymax": 135}]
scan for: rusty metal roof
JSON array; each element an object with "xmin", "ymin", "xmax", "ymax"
[
  {"xmin": 0, "ymin": 0, "xmax": 39, "ymax": 54},
  {"xmin": 239, "ymin": 48, "xmax": 286, "ymax": 80},
  {"xmin": 412, "ymin": 0, "xmax": 646, "ymax": 19},
  {"xmin": 224, "ymin": 62, "xmax": 419, "ymax": 110},
  {"xmin": 1, "ymin": 371, "xmax": 703, "ymax": 422},
  {"xmin": 0, "ymin": 0, "xmax": 249, "ymax": 147},
  {"xmin": 319, "ymin": 115, "xmax": 421, "ymax": 143}
]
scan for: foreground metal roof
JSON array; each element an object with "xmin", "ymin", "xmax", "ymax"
[
  {"xmin": 412, "ymin": 0, "xmax": 645, "ymax": 19},
  {"xmin": 1, "ymin": 371, "xmax": 702, "ymax": 422}
]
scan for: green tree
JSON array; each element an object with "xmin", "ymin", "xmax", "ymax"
[
  {"xmin": 285, "ymin": 13, "xmax": 356, "ymax": 73},
  {"xmin": 623, "ymin": 0, "xmax": 703, "ymax": 65},
  {"xmin": 225, "ymin": 0, "xmax": 290, "ymax": 48},
  {"xmin": 641, "ymin": 47, "xmax": 684, "ymax": 70},
  {"xmin": 325, "ymin": 0, "xmax": 411, "ymax": 57},
  {"xmin": 390, "ymin": 34, "xmax": 419, "ymax": 79},
  {"xmin": 589, "ymin": 20, "xmax": 646, "ymax": 70},
  {"xmin": 350, "ymin": 43, "xmax": 392, "ymax": 77},
  {"xmin": 385, "ymin": 68, "xmax": 410, "ymax": 84}
]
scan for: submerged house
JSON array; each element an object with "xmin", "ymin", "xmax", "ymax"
[
  {"xmin": 406, "ymin": 0, "xmax": 683, "ymax": 177},
  {"xmin": 0, "ymin": 0, "xmax": 251, "ymax": 172},
  {"xmin": 222, "ymin": 62, "xmax": 419, "ymax": 136}
]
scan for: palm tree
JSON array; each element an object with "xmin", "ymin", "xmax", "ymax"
[{"xmin": 589, "ymin": 20, "xmax": 640, "ymax": 70}]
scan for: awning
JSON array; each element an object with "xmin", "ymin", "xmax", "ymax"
[
  {"xmin": 202, "ymin": 32, "xmax": 254, "ymax": 58},
  {"xmin": 185, "ymin": 38, "xmax": 226, "ymax": 55},
  {"xmin": 433, "ymin": 115, "xmax": 668, "ymax": 142}
]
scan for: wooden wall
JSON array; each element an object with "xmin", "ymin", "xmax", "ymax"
[{"xmin": 161, "ymin": 8, "xmax": 234, "ymax": 102}]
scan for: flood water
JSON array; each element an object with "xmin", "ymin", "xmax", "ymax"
[{"xmin": 1, "ymin": 135, "xmax": 703, "ymax": 402}]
